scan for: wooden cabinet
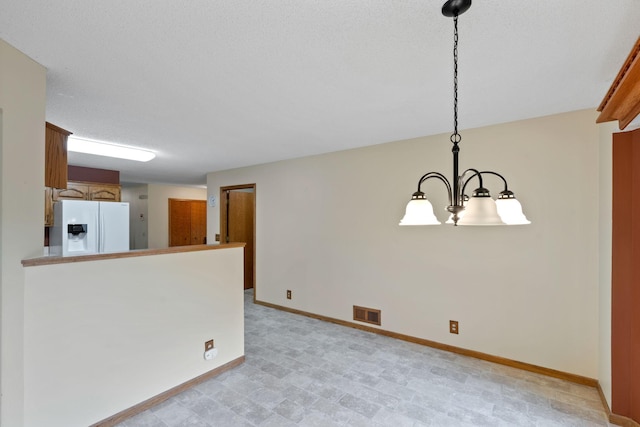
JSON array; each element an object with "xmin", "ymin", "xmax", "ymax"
[
  {"xmin": 45, "ymin": 122, "xmax": 71, "ymax": 189},
  {"xmin": 87, "ymin": 184, "xmax": 121, "ymax": 201},
  {"xmin": 44, "ymin": 187, "xmax": 54, "ymax": 226},
  {"xmin": 53, "ymin": 182, "xmax": 89, "ymax": 201},
  {"xmin": 169, "ymin": 199, "xmax": 207, "ymax": 247},
  {"xmin": 53, "ymin": 181, "xmax": 121, "ymax": 202}
]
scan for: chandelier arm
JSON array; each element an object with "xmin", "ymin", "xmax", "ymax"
[
  {"xmin": 417, "ymin": 172, "xmax": 453, "ymax": 206},
  {"xmin": 460, "ymin": 169, "xmax": 510, "ymax": 197},
  {"xmin": 458, "ymin": 168, "xmax": 482, "ymax": 198},
  {"xmin": 477, "ymin": 170, "xmax": 509, "ymax": 192}
]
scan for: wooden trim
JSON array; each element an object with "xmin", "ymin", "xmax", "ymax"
[
  {"xmin": 596, "ymin": 382, "xmax": 640, "ymax": 427},
  {"xmin": 22, "ymin": 243, "xmax": 245, "ymax": 267},
  {"xmin": 610, "ymin": 414, "xmax": 640, "ymax": 427},
  {"xmin": 45, "ymin": 121, "xmax": 72, "ymax": 136},
  {"xmin": 597, "ymin": 37, "xmax": 640, "ymax": 130},
  {"xmin": 596, "ymin": 382, "xmax": 611, "ymax": 415},
  {"xmin": 90, "ymin": 356, "xmax": 245, "ymax": 427},
  {"xmin": 255, "ymin": 299, "xmax": 598, "ymax": 387}
]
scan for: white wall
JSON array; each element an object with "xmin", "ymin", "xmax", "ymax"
[
  {"xmin": 121, "ymin": 183, "xmax": 149, "ymax": 249},
  {"xmin": 208, "ymin": 109, "xmax": 601, "ymax": 377},
  {"xmin": 597, "ymin": 121, "xmax": 618, "ymax": 407},
  {"xmin": 23, "ymin": 247, "xmax": 244, "ymax": 427},
  {"xmin": 0, "ymin": 39, "xmax": 46, "ymax": 426},
  {"xmin": 147, "ymin": 184, "xmax": 206, "ymax": 248}
]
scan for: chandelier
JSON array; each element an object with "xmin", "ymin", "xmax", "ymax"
[{"xmin": 399, "ymin": 0, "xmax": 530, "ymax": 226}]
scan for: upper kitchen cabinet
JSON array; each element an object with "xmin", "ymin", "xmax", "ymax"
[
  {"xmin": 53, "ymin": 181, "xmax": 121, "ymax": 202},
  {"xmin": 52, "ymin": 182, "xmax": 89, "ymax": 201},
  {"xmin": 45, "ymin": 122, "xmax": 72, "ymax": 189},
  {"xmin": 88, "ymin": 183, "xmax": 121, "ymax": 201}
]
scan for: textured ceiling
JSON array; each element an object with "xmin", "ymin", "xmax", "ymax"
[{"xmin": 1, "ymin": 1, "xmax": 639, "ymax": 185}]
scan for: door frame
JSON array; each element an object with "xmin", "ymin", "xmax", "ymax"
[{"xmin": 220, "ymin": 184, "xmax": 256, "ymax": 301}]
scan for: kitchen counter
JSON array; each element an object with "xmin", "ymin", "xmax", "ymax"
[{"xmin": 22, "ymin": 243, "xmax": 245, "ymax": 267}]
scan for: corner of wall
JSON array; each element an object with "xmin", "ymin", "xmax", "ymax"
[
  {"xmin": 0, "ymin": 38, "xmax": 47, "ymax": 427},
  {"xmin": 597, "ymin": 120, "xmax": 618, "ymax": 407}
]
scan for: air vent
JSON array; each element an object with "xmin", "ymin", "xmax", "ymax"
[{"xmin": 353, "ymin": 306, "xmax": 381, "ymax": 326}]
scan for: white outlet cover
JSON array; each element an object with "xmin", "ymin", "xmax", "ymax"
[{"xmin": 204, "ymin": 347, "xmax": 218, "ymax": 360}]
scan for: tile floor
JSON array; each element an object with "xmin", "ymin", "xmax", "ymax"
[{"xmin": 117, "ymin": 290, "xmax": 611, "ymax": 426}]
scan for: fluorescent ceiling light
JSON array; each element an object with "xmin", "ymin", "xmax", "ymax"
[{"xmin": 67, "ymin": 136, "xmax": 156, "ymax": 162}]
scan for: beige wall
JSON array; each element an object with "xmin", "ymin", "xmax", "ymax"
[
  {"xmin": 598, "ymin": 121, "xmax": 617, "ymax": 407},
  {"xmin": 208, "ymin": 109, "xmax": 601, "ymax": 377},
  {"xmin": 0, "ymin": 39, "xmax": 46, "ymax": 426},
  {"xmin": 147, "ymin": 184, "xmax": 206, "ymax": 248},
  {"xmin": 121, "ymin": 184, "xmax": 149, "ymax": 249},
  {"xmin": 23, "ymin": 248, "xmax": 245, "ymax": 427}
]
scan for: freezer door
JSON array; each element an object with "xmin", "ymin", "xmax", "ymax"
[
  {"xmin": 51, "ymin": 200, "xmax": 99, "ymax": 256},
  {"xmin": 99, "ymin": 202, "xmax": 130, "ymax": 253}
]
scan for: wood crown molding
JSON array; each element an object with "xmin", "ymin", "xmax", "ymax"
[{"xmin": 597, "ymin": 37, "xmax": 640, "ymax": 130}]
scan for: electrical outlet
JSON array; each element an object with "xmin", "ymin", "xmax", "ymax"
[
  {"xmin": 205, "ymin": 339, "xmax": 214, "ymax": 351},
  {"xmin": 449, "ymin": 320, "xmax": 459, "ymax": 334},
  {"xmin": 286, "ymin": 290, "xmax": 292, "ymax": 299}
]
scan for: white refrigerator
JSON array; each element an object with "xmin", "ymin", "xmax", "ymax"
[{"xmin": 50, "ymin": 200, "xmax": 130, "ymax": 256}]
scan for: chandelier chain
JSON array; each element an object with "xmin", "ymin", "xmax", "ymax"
[{"xmin": 450, "ymin": 15, "xmax": 461, "ymax": 145}]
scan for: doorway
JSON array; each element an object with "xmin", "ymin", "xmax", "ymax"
[
  {"xmin": 168, "ymin": 198, "xmax": 207, "ymax": 247},
  {"xmin": 220, "ymin": 185, "xmax": 256, "ymax": 292}
]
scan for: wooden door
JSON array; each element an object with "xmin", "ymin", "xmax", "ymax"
[
  {"xmin": 169, "ymin": 199, "xmax": 207, "ymax": 247},
  {"xmin": 611, "ymin": 127, "xmax": 640, "ymax": 423},
  {"xmin": 169, "ymin": 199, "xmax": 191, "ymax": 247},
  {"xmin": 221, "ymin": 186, "xmax": 255, "ymax": 290},
  {"xmin": 190, "ymin": 200, "xmax": 207, "ymax": 245}
]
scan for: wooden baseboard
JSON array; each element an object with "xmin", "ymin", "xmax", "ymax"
[
  {"xmin": 255, "ymin": 299, "xmax": 597, "ymax": 387},
  {"xmin": 90, "ymin": 356, "xmax": 245, "ymax": 427},
  {"xmin": 596, "ymin": 382, "xmax": 640, "ymax": 427},
  {"xmin": 610, "ymin": 414, "xmax": 640, "ymax": 427}
]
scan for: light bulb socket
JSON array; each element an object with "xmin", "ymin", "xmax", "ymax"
[
  {"xmin": 411, "ymin": 191, "xmax": 427, "ymax": 200},
  {"xmin": 498, "ymin": 190, "xmax": 516, "ymax": 199},
  {"xmin": 471, "ymin": 187, "xmax": 491, "ymax": 198}
]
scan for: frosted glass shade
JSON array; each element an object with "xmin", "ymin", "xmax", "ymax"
[
  {"xmin": 496, "ymin": 198, "xmax": 531, "ymax": 225},
  {"xmin": 457, "ymin": 196, "xmax": 504, "ymax": 226},
  {"xmin": 399, "ymin": 199, "xmax": 441, "ymax": 225}
]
